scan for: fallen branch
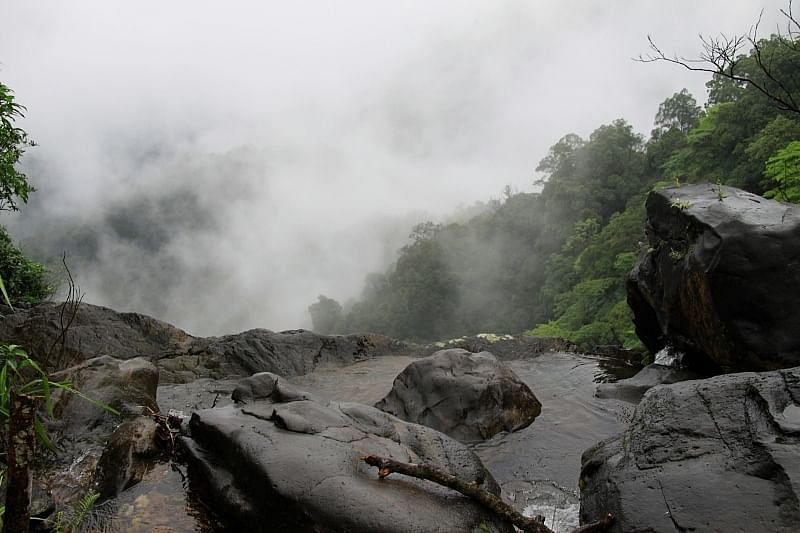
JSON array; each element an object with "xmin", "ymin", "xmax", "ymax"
[
  {"xmin": 572, "ymin": 513, "xmax": 615, "ymax": 533},
  {"xmin": 362, "ymin": 455, "xmax": 615, "ymax": 533}
]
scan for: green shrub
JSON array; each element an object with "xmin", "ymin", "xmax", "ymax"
[{"xmin": 0, "ymin": 227, "xmax": 52, "ymax": 305}]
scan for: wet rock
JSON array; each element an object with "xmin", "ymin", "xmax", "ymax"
[
  {"xmin": 41, "ymin": 356, "xmax": 158, "ymax": 506},
  {"xmin": 425, "ymin": 335, "xmax": 577, "ymax": 360},
  {"xmin": 182, "ymin": 372, "xmax": 513, "ymax": 533},
  {"xmin": 580, "ymin": 366, "xmax": 800, "ymax": 532},
  {"xmin": 375, "ymin": 349, "xmax": 541, "ymax": 442},
  {"xmin": 0, "ymin": 302, "xmax": 412, "ymax": 384},
  {"xmin": 231, "ymin": 371, "xmax": 319, "ymax": 404},
  {"xmin": 157, "ymin": 377, "xmax": 237, "ymax": 413},
  {"xmin": 0, "ymin": 302, "xmax": 192, "ymax": 369},
  {"xmin": 94, "ymin": 416, "xmax": 161, "ymax": 499},
  {"xmin": 595, "ymin": 363, "xmax": 702, "ymax": 403},
  {"xmin": 628, "ymin": 184, "xmax": 800, "ymax": 372},
  {"xmin": 50, "ymin": 356, "xmax": 159, "ymax": 444},
  {"xmin": 172, "ymin": 329, "xmax": 411, "ymax": 383}
]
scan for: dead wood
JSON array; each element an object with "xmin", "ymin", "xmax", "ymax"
[{"xmin": 362, "ymin": 454, "xmax": 615, "ymax": 533}]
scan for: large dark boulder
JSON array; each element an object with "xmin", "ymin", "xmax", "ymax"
[
  {"xmin": 580, "ymin": 367, "xmax": 800, "ymax": 532},
  {"xmin": 628, "ymin": 184, "xmax": 800, "ymax": 372},
  {"xmin": 181, "ymin": 372, "xmax": 513, "ymax": 533},
  {"xmin": 375, "ymin": 349, "xmax": 541, "ymax": 442}
]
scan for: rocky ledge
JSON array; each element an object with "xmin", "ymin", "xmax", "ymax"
[
  {"xmin": 628, "ymin": 184, "xmax": 800, "ymax": 372},
  {"xmin": 580, "ymin": 366, "xmax": 800, "ymax": 532},
  {"xmin": 182, "ymin": 372, "xmax": 514, "ymax": 533}
]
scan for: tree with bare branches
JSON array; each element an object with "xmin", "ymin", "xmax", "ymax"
[{"xmin": 639, "ymin": 1, "xmax": 800, "ymax": 115}]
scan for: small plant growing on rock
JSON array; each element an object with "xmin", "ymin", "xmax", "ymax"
[
  {"xmin": 668, "ymin": 248, "xmax": 685, "ymax": 261},
  {"xmin": 715, "ymin": 179, "xmax": 726, "ymax": 201},
  {"xmin": 670, "ymin": 199, "xmax": 691, "ymax": 210}
]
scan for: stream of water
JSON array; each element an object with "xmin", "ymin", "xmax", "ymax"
[
  {"xmin": 289, "ymin": 351, "xmax": 631, "ymax": 532},
  {"xmin": 102, "ymin": 351, "xmax": 632, "ymax": 532}
]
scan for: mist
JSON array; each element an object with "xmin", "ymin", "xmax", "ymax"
[{"xmin": 0, "ymin": 1, "xmax": 786, "ymax": 335}]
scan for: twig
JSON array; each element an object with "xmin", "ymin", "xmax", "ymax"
[
  {"xmin": 144, "ymin": 406, "xmax": 183, "ymax": 453},
  {"xmin": 361, "ymin": 455, "xmax": 615, "ymax": 533}
]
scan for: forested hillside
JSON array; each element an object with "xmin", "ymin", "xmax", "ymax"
[{"xmin": 311, "ymin": 33, "xmax": 800, "ymax": 347}]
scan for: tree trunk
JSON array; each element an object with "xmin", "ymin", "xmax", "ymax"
[{"xmin": 3, "ymin": 392, "xmax": 36, "ymax": 533}]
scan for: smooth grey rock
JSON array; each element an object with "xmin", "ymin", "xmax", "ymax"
[
  {"xmin": 182, "ymin": 372, "xmax": 513, "ymax": 533},
  {"xmin": 595, "ymin": 363, "xmax": 702, "ymax": 403},
  {"xmin": 0, "ymin": 301, "xmax": 192, "ymax": 366},
  {"xmin": 180, "ymin": 329, "xmax": 410, "ymax": 383},
  {"xmin": 50, "ymin": 355, "xmax": 159, "ymax": 443},
  {"xmin": 580, "ymin": 366, "xmax": 800, "ymax": 532},
  {"xmin": 628, "ymin": 184, "xmax": 800, "ymax": 372},
  {"xmin": 0, "ymin": 301, "xmax": 411, "ymax": 383},
  {"xmin": 157, "ymin": 377, "xmax": 237, "ymax": 413},
  {"xmin": 375, "ymin": 349, "xmax": 541, "ymax": 442}
]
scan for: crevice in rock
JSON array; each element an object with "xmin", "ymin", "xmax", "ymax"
[
  {"xmin": 695, "ymin": 386, "xmax": 734, "ymax": 455},
  {"xmin": 657, "ymin": 478, "xmax": 694, "ymax": 532}
]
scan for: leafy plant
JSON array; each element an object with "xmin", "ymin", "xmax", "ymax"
[
  {"xmin": 715, "ymin": 179, "xmax": 725, "ymax": 201},
  {"xmin": 0, "ymin": 274, "xmax": 10, "ymax": 308},
  {"xmin": 670, "ymin": 199, "xmax": 692, "ymax": 210},
  {"xmin": 763, "ymin": 140, "xmax": 800, "ymax": 202},
  {"xmin": 0, "ymin": 227, "xmax": 52, "ymax": 306},
  {"xmin": 0, "ymin": 344, "xmax": 118, "ymax": 451},
  {"xmin": 51, "ymin": 490, "xmax": 101, "ymax": 533},
  {"xmin": 0, "ymin": 82, "xmax": 36, "ymax": 213},
  {"xmin": 0, "ymin": 343, "xmax": 118, "ymax": 532}
]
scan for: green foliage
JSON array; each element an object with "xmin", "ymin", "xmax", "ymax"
[
  {"xmin": 0, "ymin": 82, "xmax": 35, "ymax": 212},
  {"xmin": 763, "ymin": 141, "xmax": 800, "ymax": 202},
  {"xmin": 0, "ymin": 226, "xmax": 53, "ymax": 306},
  {"xmin": 0, "ymin": 274, "xmax": 10, "ymax": 308},
  {"xmin": 670, "ymin": 199, "xmax": 692, "ymax": 210},
  {"xmin": 56, "ymin": 490, "xmax": 101, "ymax": 532},
  {"xmin": 320, "ymin": 33, "xmax": 800, "ymax": 351},
  {"xmin": 652, "ymin": 88, "xmax": 702, "ymax": 136},
  {"xmin": 0, "ymin": 344, "xmax": 119, "ymax": 451}
]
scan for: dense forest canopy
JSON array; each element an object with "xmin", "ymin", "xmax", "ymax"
[{"xmin": 310, "ymin": 30, "xmax": 800, "ymax": 348}]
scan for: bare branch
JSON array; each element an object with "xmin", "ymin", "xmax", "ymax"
[
  {"xmin": 637, "ymin": 3, "xmax": 800, "ymax": 116},
  {"xmin": 361, "ymin": 454, "xmax": 615, "ymax": 533}
]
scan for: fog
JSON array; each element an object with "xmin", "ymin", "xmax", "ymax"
[{"xmin": 0, "ymin": 1, "xmax": 787, "ymax": 335}]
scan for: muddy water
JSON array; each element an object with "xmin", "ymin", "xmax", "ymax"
[
  {"xmin": 107, "ymin": 351, "xmax": 628, "ymax": 532},
  {"xmin": 289, "ymin": 351, "xmax": 630, "ymax": 532}
]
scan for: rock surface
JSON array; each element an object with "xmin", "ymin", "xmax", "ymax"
[
  {"xmin": 375, "ymin": 349, "xmax": 541, "ymax": 442},
  {"xmin": 182, "ymin": 372, "xmax": 513, "ymax": 533},
  {"xmin": 425, "ymin": 334, "xmax": 577, "ymax": 360},
  {"xmin": 628, "ymin": 184, "xmax": 800, "ymax": 372},
  {"xmin": 43, "ymin": 356, "xmax": 160, "ymax": 506},
  {"xmin": 595, "ymin": 363, "xmax": 702, "ymax": 403},
  {"xmin": 172, "ymin": 329, "xmax": 407, "ymax": 383},
  {"xmin": 0, "ymin": 302, "xmax": 411, "ymax": 383},
  {"xmin": 580, "ymin": 366, "xmax": 800, "ymax": 532},
  {"xmin": 0, "ymin": 302, "xmax": 192, "ymax": 368}
]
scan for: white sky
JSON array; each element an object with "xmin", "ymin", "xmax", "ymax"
[{"xmin": 0, "ymin": 1, "xmax": 789, "ymax": 334}]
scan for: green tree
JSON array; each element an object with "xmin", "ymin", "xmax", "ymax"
[
  {"xmin": 308, "ymin": 295, "xmax": 343, "ymax": 335},
  {"xmin": 0, "ymin": 228, "xmax": 52, "ymax": 306},
  {"xmin": 763, "ymin": 141, "xmax": 800, "ymax": 202},
  {"xmin": 0, "ymin": 82, "xmax": 35, "ymax": 212},
  {"xmin": 0, "ymin": 81, "xmax": 50, "ymax": 307},
  {"xmin": 641, "ymin": 3, "xmax": 800, "ymax": 116},
  {"xmin": 652, "ymin": 89, "xmax": 702, "ymax": 137}
]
